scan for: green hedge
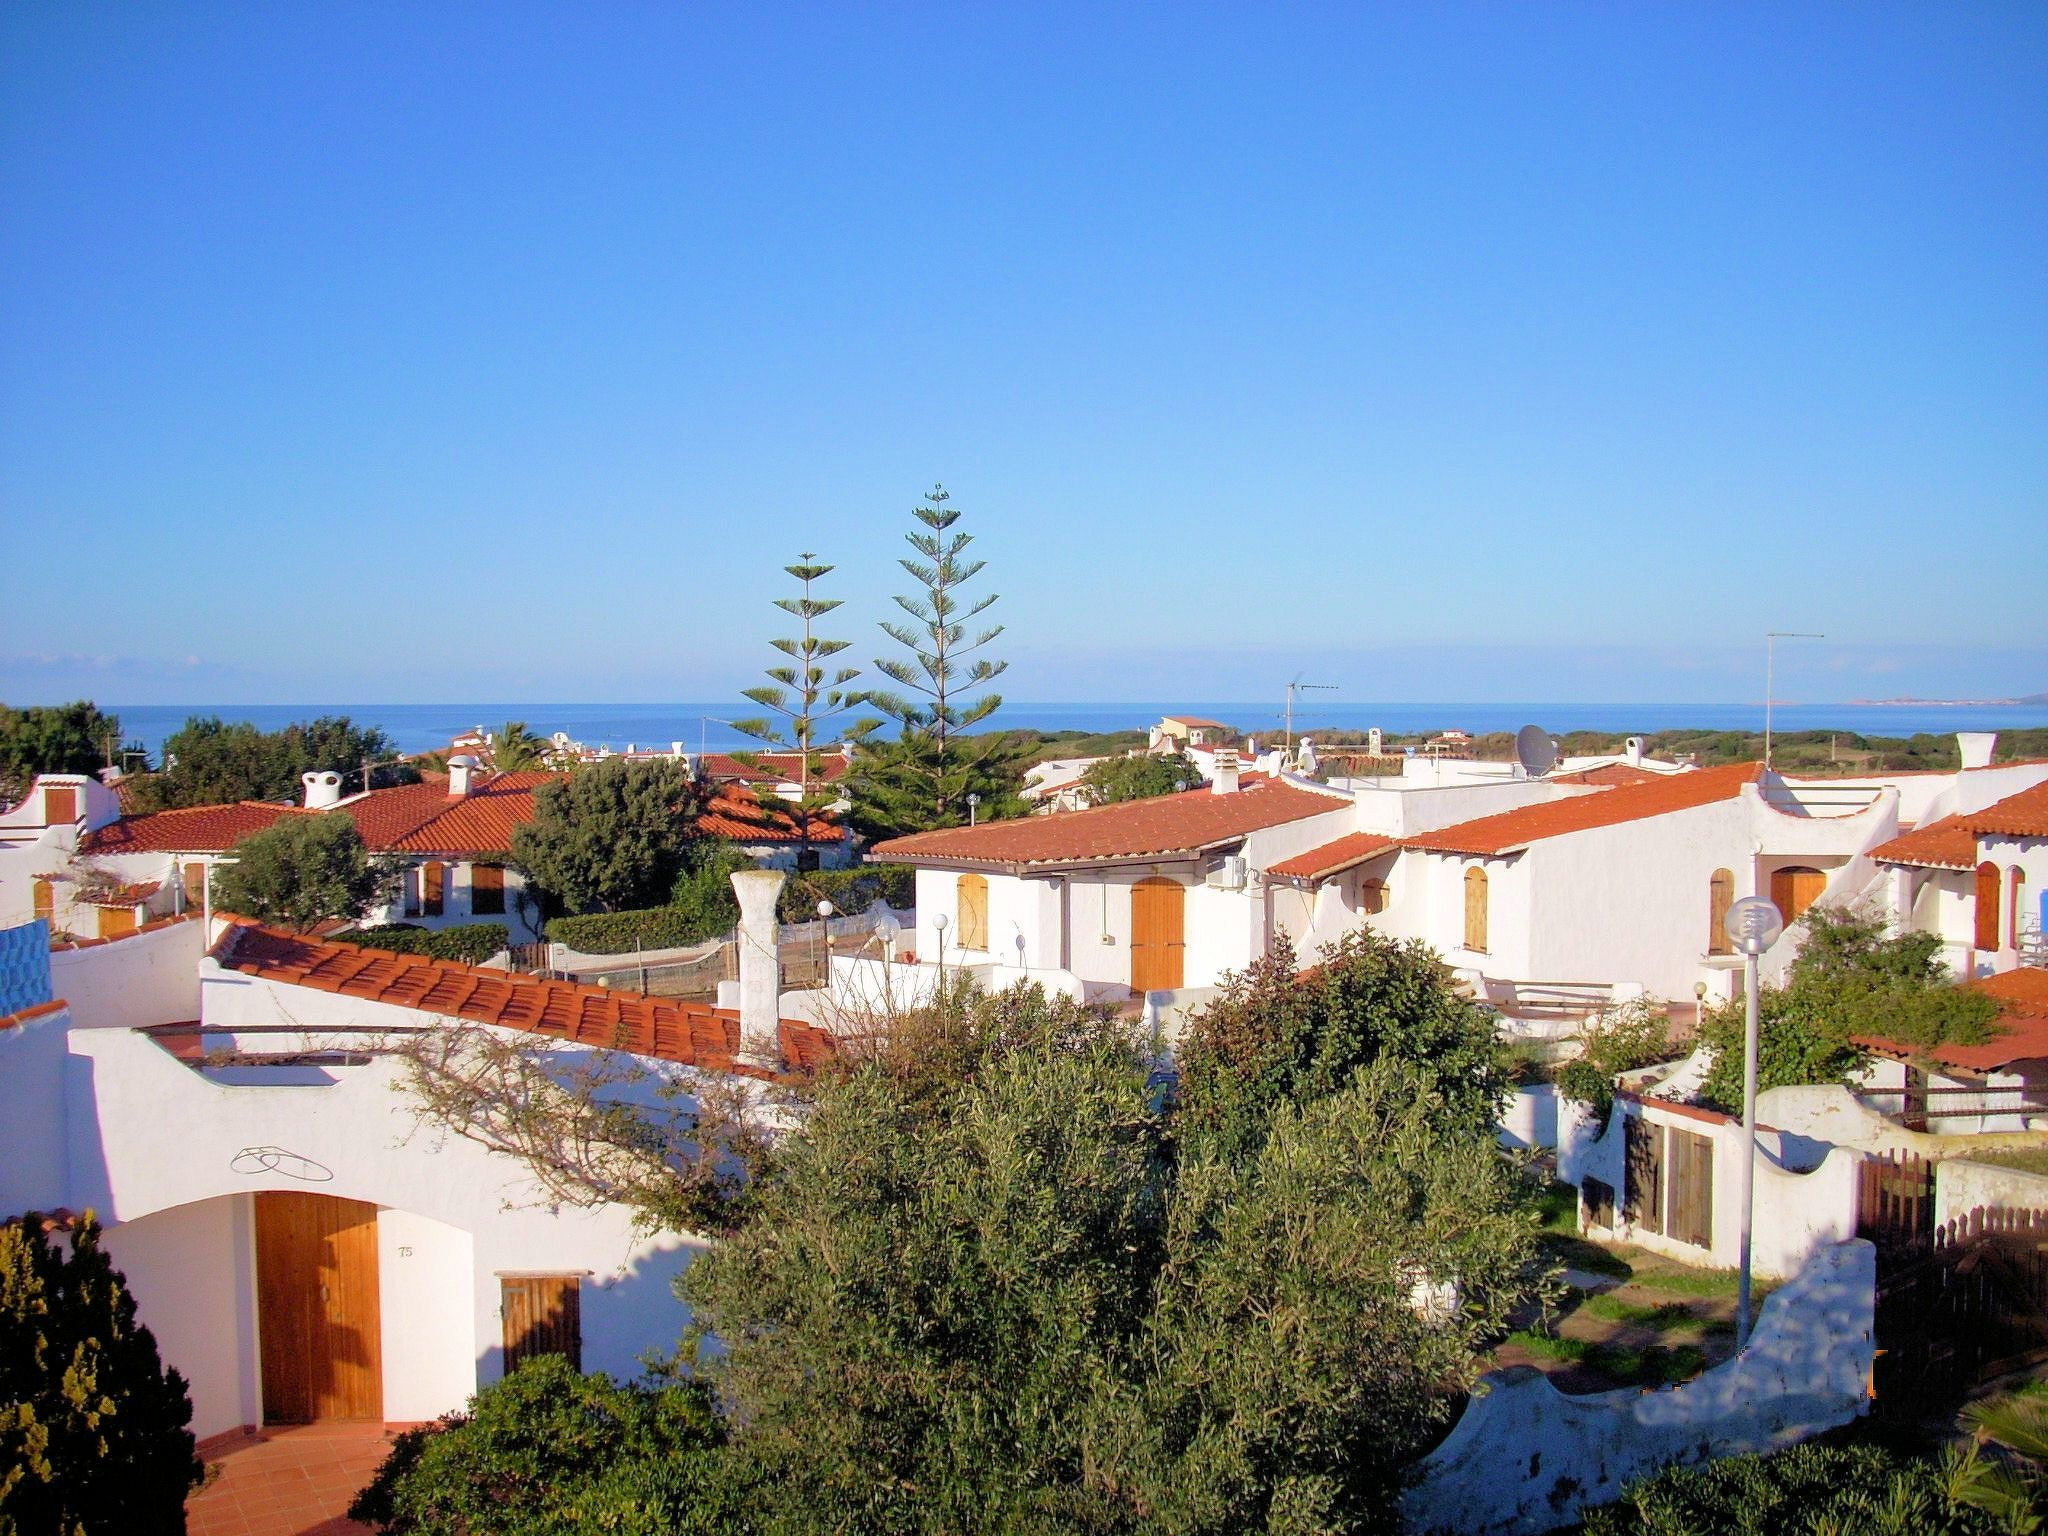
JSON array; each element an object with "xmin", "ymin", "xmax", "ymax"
[
  {"xmin": 341, "ymin": 923, "xmax": 509, "ymax": 965},
  {"xmin": 543, "ymin": 865, "xmax": 916, "ymax": 957}
]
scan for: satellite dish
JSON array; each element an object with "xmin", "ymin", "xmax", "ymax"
[{"xmin": 1514, "ymin": 724, "xmax": 1557, "ymax": 777}]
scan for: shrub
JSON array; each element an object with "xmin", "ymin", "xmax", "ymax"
[
  {"xmin": 545, "ymin": 905, "xmax": 730, "ymax": 956},
  {"xmin": 349, "ymin": 1354, "xmax": 741, "ymax": 1535},
  {"xmin": 776, "ymin": 862, "xmax": 914, "ymax": 923},
  {"xmin": 213, "ymin": 813, "xmax": 396, "ymax": 932},
  {"xmin": 1556, "ymin": 996, "xmax": 1676, "ymax": 1116},
  {"xmin": 341, "ymin": 923, "xmax": 510, "ymax": 965},
  {"xmin": 0, "ymin": 1211, "xmax": 203, "ymax": 1535},
  {"xmin": 545, "ymin": 860, "xmax": 919, "ymax": 956}
]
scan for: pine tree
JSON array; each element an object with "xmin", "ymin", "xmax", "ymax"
[
  {"xmin": 731, "ymin": 557, "xmax": 873, "ymax": 869},
  {"xmin": 855, "ymin": 487, "xmax": 1030, "ymax": 834}
]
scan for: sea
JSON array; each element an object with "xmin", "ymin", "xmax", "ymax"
[{"xmin": 105, "ymin": 702, "xmax": 2048, "ymax": 762}]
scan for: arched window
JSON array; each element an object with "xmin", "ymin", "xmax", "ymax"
[
  {"xmin": 32, "ymin": 879, "xmax": 54, "ymax": 923},
  {"xmin": 955, "ymin": 874, "xmax": 988, "ymax": 952},
  {"xmin": 1361, "ymin": 877, "xmax": 1388, "ymax": 916},
  {"xmin": 1463, "ymin": 867, "xmax": 1488, "ymax": 954},
  {"xmin": 2013, "ymin": 866, "xmax": 2029, "ymax": 950},
  {"xmin": 1707, "ymin": 869, "xmax": 1735, "ymax": 955},
  {"xmin": 1976, "ymin": 861, "xmax": 2002, "ymax": 952}
]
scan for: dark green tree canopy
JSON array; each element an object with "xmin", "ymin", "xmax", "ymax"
[
  {"xmin": 510, "ymin": 758, "xmax": 710, "ymax": 914},
  {"xmin": 1081, "ymin": 751, "xmax": 1201, "ymax": 804},
  {"xmin": 486, "ymin": 721, "xmax": 550, "ymax": 771},
  {"xmin": 0, "ymin": 701, "xmax": 130, "ymax": 802},
  {"xmin": 0, "ymin": 1211, "xmax": 203, "ymax": 1535},
  {"xmin": 126, "ymin": 714, "xmax": 412, "ymax": 812},
  {"xmin": 211, "ymin": 813, "xmax": 395, "ymax": 931}
]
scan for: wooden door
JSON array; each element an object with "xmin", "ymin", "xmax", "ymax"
[
  {"xmin": 470, "ymin": 863, "xmax": 506, "ymax": 916},
  {"xmin": 1707, "ymin": 869, "xmax": 1735, "ymax": 954},
  {"xmin": 502, "ymin": 1275, "xmax": 582, "ymax": 1372},
  {"xmin": 1623, "ymin": 1115, "xmax": 1663, "ymax": 1236},
  {"xmin": 1976, "ymin": 862, "xmax": 2003, "ymax": 952},
  {"xmin": 43, "ymin": 786, "xmax": 77, "ymax": 825},
  {"xmin": 1129, "ymin": 878, "xmax": 1185, "ymax": 993},
  {"xmin": 32, "ymin": 879, "xmax": 54, "ymax": 922},
  {"xmin": 1667, "ymin": 1127, "xmax": 1715, "ymax": 1249},
  {"xmin": 97, "ymin": 905, "xmax": 137, "ymax": 940},
  {"xmin": 1463, "ymin": 867, "xmax": 1488, "ymax": 953},
  {"xmin": 422, "ymin": 862, "xmax": 445, "ymax": 917},
  {"xmin": 1770, "ymin": 866, "xmax": 1827, "ymax": 926},
  {"xmin": 955, "ymin": 874, "xmax": 988, "ymax": 952},
  {"xmin": 183, "ymin": 862, "xmax": 208, "ymax": 909},
  {"xmin": 255, "ymin": 1192, "xmax": 382, "ymax": 1423}
]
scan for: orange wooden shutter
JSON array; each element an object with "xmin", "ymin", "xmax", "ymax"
[
  {"xmin": 502, "ymin": 1276, "xmax": 582, "ymax": 1372},
  {"xmin": 43, "ymin": 786, "xmax": 77, "ymax": 825},
  {"xmin": 1463, "ymin": 868, "xmax": 1488, "ymax": 953},
  {"xmin": 1977, "ymin": 862, "xmax": 2003, "ymax": 951},
  {"xmin": 423, "ymin": 862, "xmax": 445, "ymax": 917},
  {"xmin": 470, "ymin": 864, "xmax": 505, "ymax": 915},
  {"xmin": 955, "ymin": 874, "xmax": 988, "ymax": 951},
  {"xmin": 1707, "ymin": 869, "xmax": 1734, "ymax": 954}
]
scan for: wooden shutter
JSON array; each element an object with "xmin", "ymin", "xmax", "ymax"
[
  {"xmin": 183, "ymin": 862, "xmax": 207, "ymax": 908},
  {"xmin": 1362, "ymin": 878, "xmax": 1388, "ymax": 916},
  {"xmin": 2014, "ymin": 868, "xmax": 2028, "ymax": 949},
  {"xmin": 1977, "ymin": 862, "xmax": 2002, "ymax": 952},
  {"xmin": 955, "ymin": 874, "xmax": 988, "ymax": 951},
  {"xmin": 1707, "ymin": 869, "xmax": 1734, "ymax": 954},
  {"xmin": 1463, "ymin": 867, "xmax": 1488, "ymax": 953},
  {"xmin": 1771, "ymin": 866, "xmax": 1827, "ymax": 926},
  {"xmin": 97, "ymin": 905, "xmax": 137, "ymax": 940},
  {"xmin": 470, "ymin": 864, "xmax": 506, "ymax": 915},
  {"xmin": 1667, "ymin": 1127, "xmax": 1715, "ymax": 1249},
  {"xmin": 502, "ymin": 1275, "xmax": 582, "ymax": 1372},
  {"xmin": 32, "ymin": 880, "xmax": 54, "ymax": 922},
  {"xmin": 423, "ymin": 862, "xmax": 445, "ymax": 917},
  {"xmin": 1130, "ymin": 878, "xmax": 1186, "ymax": 993},
  {"xmin": 255, "ymin": 1193, "xmax": 383, "ymax": 1422},
  {"xmin": 43, "ymin": 786, "xmax": 77, "ymax": 825},
  {"xmin": 1624, "ymin": 1114, "xmax": 1664, "ymax": 1236}
]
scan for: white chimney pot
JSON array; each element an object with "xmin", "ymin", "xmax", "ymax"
[
  {"xmin": 302, "ymin": 771, "xmax": 343, "ymax": 810},
  {"xmin": 1211, "ymin": 751, "xmax": 1242, "ymax": 795},
  {"xmin": 730, "ymin": 869, "xmax": 787, "ymax": 1071},
  {"xmin": 1958, "ymin": 732, "xmax": 1997, "ymax": 771},
  {"xmin": 447, "ymin": 754, "xmax": 481, "ymax": 797}
]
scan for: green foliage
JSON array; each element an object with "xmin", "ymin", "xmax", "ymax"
[
  {"xmin": 732, "ymin": 555, "xmax": 877, "ymax": 862},
  {"xmin": 1578, "ymin": 1438, "xmax": 2017, "ymax": 1535},
  {"xmin": 777, "ymin": 862, "xmax": 915, "ymax": 923},
  {"xmin": 545, "ymin": 905, "xmax": 729, "ymax": 956},
  {"xmin": 341, "ymin": 923, "xmax": 509, "ymax": 965},
  {"xmin": 0, "ymin": 1211, "xmax": 202, "ymax": 1535},
  {"xmin": 0, "ymin": 702, "xmax": 129, "ymax": 801},
  {"xmin": 1081, "ymin": 751, "xmax": 1201, "ymax": 803},
  {"xmin": 125, "ymin": 714, "xmax": 410, "ymax": 811},
  {"xmin": 846, "ymin": 730, "xmax": 1032, "ymax": 840},
  {"xmin": 511, "ymin": 758, "xmax": 709, "ymax": 914},
  {"xmin": 1556, "ymin": 998, "xmax": 1676, "ymax": 1116},
  {"xmin": 211, "ymin": 813, "xmax": 395, "ymax": 932},
  {"xmin": 1961, "ymin": 1380, "xmax": 2048, "ymax": 1528},
  {"xmin": 1176, "ymin": 929, "xmax": 1514, "ymax": 1167},
  {"xmin": 487, "ymin": 721, "xmax": 550, "ymax": 771},
  {"xmin": 1697, "ymin": 905, "xmax": 1998, "ymax": 1113},
  {"xmin": 349, "ymin": 1355, "xmax": 743, "ymax": 1536}
]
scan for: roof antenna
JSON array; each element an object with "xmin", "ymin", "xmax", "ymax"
[{"xmin": 1284, "ymin": 674, "xmax": 1337, "ymax": 750}]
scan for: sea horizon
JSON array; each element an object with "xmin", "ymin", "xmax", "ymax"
[{"xmin": 99, "ymin": 700, "xmax": 2048, "ymax": 761}]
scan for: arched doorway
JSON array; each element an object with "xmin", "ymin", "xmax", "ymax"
[
  {"xmin": 1130, "ymin": 878, "xmax": 1185, "ymax": 993},
  {"xmin": 1976, "ymin": 862, "xmax": 2003, "ymax": 952},
  {"xmin": 255, "ymin": 1192, "xmax": 383, "ymax": 1422},
  {"xmin": 1770, "ymin": 866, "xmax": 1827, "ymax": 926}
]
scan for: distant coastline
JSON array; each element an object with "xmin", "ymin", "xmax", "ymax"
[{"xmin": 1847, "ymin": 693, "xmax": 2048, "ymax": 707}]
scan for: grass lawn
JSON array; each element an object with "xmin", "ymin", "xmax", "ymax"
[{"xmin": 1953, "ymin": 1145, "xmax": 2048, "ymax": 1178}]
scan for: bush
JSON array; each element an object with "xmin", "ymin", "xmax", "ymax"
[
  {"xmin": 776, "ymin": 862, "xmax": 914, "ymax": 923},
  {"xmin": 0, "ymin": 1211, "xmax": 203, "ymax": 1535},
  {"xmin": 1556, "ymin": 997, "xmax": 1676, "ymax": 1116},
  {"xmin": 213, "ymin": 813, "xmax": 396, "ymax": 932},
  {"xmin": 341, "ymin": 923, "xmax": 510, "ymax": 965},
  {"xmin": 545, "ymin": 860, "xmax": 918, "ymax": 956},
  {"xmin": 349, "ymin": 1354, "xmax": 741, "ymax": 1535},
  {"xmin": 545, "ymin": 905, "xmax": 731, "ymax": 956}
]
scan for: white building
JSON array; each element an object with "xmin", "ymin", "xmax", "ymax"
[
  {"xmin": 1870, "ymin": 773, "xmax": 2048, "ymax": 978},
  {"xmin": 0, "ymin": 897, "xmax": 827, "ymax": 1441}
]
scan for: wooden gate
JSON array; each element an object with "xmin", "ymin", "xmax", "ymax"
[
  {"xmin": 255, "ymin": 1192, "xmax": 383, "ymax": 1422},
  {"xmin": 502, "ymin": 1275, "xmax": 582, "ymax": 1372},
  {"xmin": 1871, "ymin": 1205, "xmax": 2048, "ymax": 1417},
  {"xmin": 1130, "ymin": 878, "xmax": 1185, "ymax": 994},
  {"xmin": 1857, "ymin": 1150, "xmax": 1934, "ymax": 1249}
]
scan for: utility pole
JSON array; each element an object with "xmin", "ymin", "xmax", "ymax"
[
  {"xmin": 1284, "ymin": 675, "xmax": 1337, "ymax": 750},
  {"xmin": 1763, "ymin": 632, "xmax": 1824, "ymax": 772}
]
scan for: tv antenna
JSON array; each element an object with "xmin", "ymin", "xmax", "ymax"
[
  {"xmin": 1763, "ymin": 631, "xmax": 1824, "ymax": 772},
  {"xmin": 1514, "ymin": 724, "xmax": 1558, "ymax": 778},
  {"xmin": 1284, "ymin": 675, "xmax": 1337, "ymax": 749}
]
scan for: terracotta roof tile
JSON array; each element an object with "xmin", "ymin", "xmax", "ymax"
[
  {"xmin": 1266, "ymin": 832, "xmax": 1400, "ymax": 883},
  {"xmin": 81, "ymin": 801, "xmax": 297, "ymax": 855},
  {"xmin": 78, "ymin": 881, "xmax": 161, "ymax": 907},
  {"xmin": 1403, "ymin": 762, "xmax": 1761, "ymax": 857},
  {"xmin": 1870, "ymin": 814, "xmax": 1977, "ymax": 870},
  {"xmin": 697, "ymin": 789, "xmax": 848, "ymax": 844},
  {"xmin": 1163, "ymin": 716, "xmax": 1231, "ymax": 730},
  {"xmin": 0, "ymin": 999, "xmax": 67, "ymax": 1033},
  {"xmin": 210, "ymin": 922, "xmax": 832, "ymax": 1079},
  {"xmin": 49, "ymin": 912, "xmax": 200, "ymax": 952},
  {"xmin": 698, "ymin": 752, "xmax": 850, "ymax": 786},
  {"xmin": 1547, "ymin": 762, "xmax": 1663, "ymax": 787},
  {"xmin": 1969, "ymin": 781, "xmax": 2048, "ymax": 841},
  {"xmin": 1856, "ymin": 968, "xmax": 2048, "ymax": 1072},
  {"xmin": 871, "ymin": 780, "xmax": 1351, "ymax": 870}
]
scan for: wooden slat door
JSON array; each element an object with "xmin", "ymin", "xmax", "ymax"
[
  {"xmin": 1977, "ymin": 862, "xmax": 2003, "ymax": 952},
  {"xmin": 1463, "ymin": 868, "xmax": 1488, "ymax": 953},
  {"xmin": 255, "ymin": 1192, "xmax": 383, "ymax": 1422},
  {"xmin": 97, "ymin": 905, "xmax": 137, "ymax": 940},
  {"xmin": 43, "ymin": 785, "xmax": 77, "ymax": 825},
  {"xmin": 1624, "ymin": 1115, "xmax": 1664, "ymax": 1236},
  {"xmin": 1668, "ymin": 1127, "xmax": 1715, "ymax": 1249},
  {"xmin": 1770, "ymin": 866, "xmax": 1827, "ymax": 926},
  {"xmin": 502, "ymin": 1276, "xmax": 582, "ymax": 1372},
  {"xmin": 955, "ymin": 874, "xmax": 988, "ymax": 952},
  {"xmin": 1129, "ymin": 878, "xmax": 1185, "ymax": 994}
]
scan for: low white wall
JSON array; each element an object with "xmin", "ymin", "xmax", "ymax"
[
  {"xmin": 0, "ymin": 1002, "xmax": 71, "ymax": 1215},
  {"xmin": 51, "ymin": 917, "xmax": 205, "ymax": 1030},
  {"xmin": 1937, "ymin": 1158, "xmax": 2048, "ymax": 1229},
  {"xmin": 1403, "ymin": 1240, "xmax": 1875, "ymax": 1536},
  {"xmin": 1499, "ymin": 1084, "xmax": 1560, "ymax": 1153}
]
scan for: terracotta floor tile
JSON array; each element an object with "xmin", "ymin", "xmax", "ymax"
[{"xmin": 188, "ymin": 1423, "xmax": 393, "ymax": 1536}]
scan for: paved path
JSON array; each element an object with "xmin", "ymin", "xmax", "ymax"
[{"xmin": 187, "ymin": 1423, "xmax": 401, "ymax": 1536}]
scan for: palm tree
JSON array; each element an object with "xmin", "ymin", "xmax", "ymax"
[
  {"xmin": 489, "ymin": 721, "xmax": 550, "ymax": 772},
  {"xmin": 1959, "ymin": 1383, "xmax": 2048, "ymax": 1531}
]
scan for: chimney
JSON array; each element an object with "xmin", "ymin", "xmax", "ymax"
[
  {"xmin": 671, "ymin": 741, "xmax": 684, "ymax": 757},
  {"xmin": 1958, "ymin": 732, "xmax": 1996, "ymax": 771},
  {"xmin": 730, "ymin": 869, "xmax": 786, "ymax": 1071},
  {"xmin": 302, "ymin": 770, "xmax": 343, "ymax": 810},
  {"xmin": 1368, "ymin": 727, "xmax": 1383, "ymax": 756},
  {"xmin": 1211, "ymin": 750, "xmax": 1242, "ymax": 795},
  {"xmin": 1625, "ymin": 736, "xmax": 1644, "ymax": 767},
  {"xmin": 447, "ymin": 754, "xmax": 481, "ymax": 797},
  {"xmin": 1296, "ymin": 736, "xmax": 1318, "ymax": 774}
]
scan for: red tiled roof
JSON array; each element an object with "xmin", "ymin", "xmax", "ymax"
[
  {"xmin": 1164, "ymin": 716, "xmax": 1231, "ymax": 730},
  {"xmin": 1548, "ymin": 762, "xmax": 1662, "ymax": 787},
  {"xmin": 1403, "ymin": 762, "xmax": 1761, "ymax": 857},
  {"xmin": 698, "ymin": 752, "xmax": 850, "ymax": 786},
  {"xmin": 81, "ymin": 800, "xmax": 297, "ymax": 855},
  {"xmin": 871, "ymin": 781, "xmax": 1351, "ymax": 870},
  {"xmin": 1266, "ymin": 832, "xmax": 1400, "ymax": 883},
  {"xmin": 386, "ymin": 772, "xmax": 560, "ymax": 855},
  {"xmin": 1969, "ymin": 781, "xmax": 2048, "ymax": 841},
  {"xmin": 78, "ymin": 881, "xmax": 161, "ymax": 907},
  {"xmin": 209, "ymin": 923, "xmax": 833, "ymax": 1079},
  {"xmin": 698, "ymin": 789, "xmax": 848, "ymax": 844},
  {"xmin": 1870, "ymin": 814, "xmax": 1977, "ymax": 870},
  {"xmin": 50, "ymin": 913, "xmax": 199, "ymax": 951},
  {"xmin": 1856, "ymin": 968, "xmax": 2048, "ymax": 1072}
]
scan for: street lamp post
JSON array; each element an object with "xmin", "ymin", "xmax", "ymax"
[
  {"xmin": 933, "ymin": 912, "xmax": 950, "ymax": 987},
  {"xmin": 967, "ymin": 792, "xmax": 981, "ymax": 827},
  {"xmin": 1724, "ymin": 893, "xmax": 1785, "ymax": 1350},
  {"xmin": 815, "ymin": 898, "xmax": 835, "ymax": 983}
]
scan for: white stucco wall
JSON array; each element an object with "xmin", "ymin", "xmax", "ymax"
[
  {"xmin": 1936, "ymin": 1157, "xmax": 2048, "ymax": 1230},
  {"xmin": 0, "ymin": 1001, "xmax": 71, "ymax": 1215},
  {"xmin": 1403, "ymin": 1241, "xmax": 1875, "ymax": 1536},
  {"xmin": 378, "ymin": 1207, "xmax": 477, "ymax": 1421},
  {"xmin": 50, "ymin": 917, "xmax": 205, "ymax": 1029}
]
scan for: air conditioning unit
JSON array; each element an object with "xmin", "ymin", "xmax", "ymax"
[{"xmin": 1207, "ymin": 855, "xmax": 1248, "ymax": 890}]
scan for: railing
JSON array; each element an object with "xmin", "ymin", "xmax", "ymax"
[{"xmin": 1856, "ymin": 1083, "xmax": 2048, "ymax": 1129}]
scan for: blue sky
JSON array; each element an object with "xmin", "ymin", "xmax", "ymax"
[{"xmin": 3, "ymin": 3, "xmax": 2043, "ymax": 706}]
